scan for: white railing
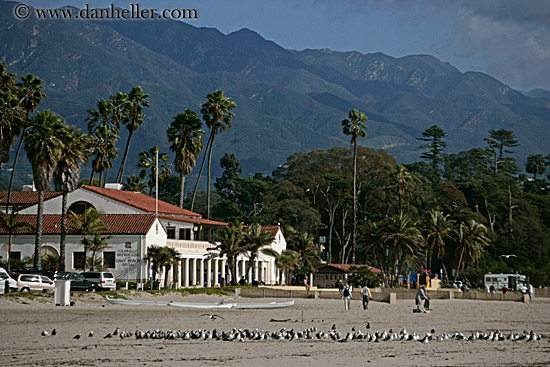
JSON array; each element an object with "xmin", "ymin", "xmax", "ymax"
[{"xmin": 166, "ymin": 240, "xmax": 217, "ymax": 250}]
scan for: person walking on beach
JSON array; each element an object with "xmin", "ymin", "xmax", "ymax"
[
  {"xmin": 528, "ymin": 283, "xmax": 534, "ymax": 301},
  {"xmin": 361, "ymin": 284, "xmax": 371, "ymax": 310},
  {"xmin": 415, "ymin": 285, "xmax": 430, "ymax": 313},
  {"xmin": 342, "ymin": 285, "xmax": 352, "ymax": 310}
]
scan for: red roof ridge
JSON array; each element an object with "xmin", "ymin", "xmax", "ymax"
[{"xmin": 82, "ymin": 185, "xmax": 201, "ymax": 217}]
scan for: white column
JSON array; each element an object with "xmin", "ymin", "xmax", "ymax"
[
  {"xmin": 199, "ymin": 259, "xmax": 205, "ymax": 287},
  {"xmin": 213, "ymin": 259, "xmax": 219, "ymax": 286},
  {"xmin": 221, "ymin": 259, "xmax": 226, "ymax": 286},
  {"xmin": 243, "ymin": 259, "xmax": 246, "ymax": 282},
  {"xmin": 191, "ymin": 258, "xmax": 196, "ymax": 287},
  {"xmin": 206, "ymin": 258, "xmax": 212, "ymax": 288},
  {"xmin": 183, "ymin": 258, "xmax": 189, "ymax": 288}
]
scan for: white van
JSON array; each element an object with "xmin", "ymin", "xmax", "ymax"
[
  {"xmin": 81, "ymin": 271, "xmax": 116, "ymax": 291},
  {"xmin": 0, "ymin": 267, "xmax": 19, "ymax": 293}
]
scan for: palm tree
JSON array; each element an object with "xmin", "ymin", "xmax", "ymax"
[
  {"xmin": 137, "ymin": 145, "xmax": 172, "ymax": 196},
  {"xmin": 243, "ymin": 223, "xmax": 275, "ymax": 282},
  {"xmin": 144, "ymin": 245, "xmax": 164, "ymax": 287},
  {"xmin": 86, "ymin": 232, "xmax": 112, "ymax": 271},
  {"xmin": 162, "ymin": 247, "xmax": 180, "ymax": 288},
  {"xmin": 88, "ymin": 125, "xmax": 118, "ymax": 187},
  {"xmin": 379, "ymin": 213, "xmax": 424, "ymax": 286},
  {"xmin": 394, "ymin": 165, "xmax": 413, "ymax": 216},
  {"xmin": 288, "ymin": 232, "xmax": 321, "ymax": 278},
  {"xmin": 422, "ymin": 210, "xmax": 455, "ymax": 284},
  {"xmin": 53, "ymin": 126, "xmax": 91, "ymax": 271},
  {"xmin": 167, "ymin": 110, "xmax": 204, "ymax": 207},
  {"xmin": 0, "ymin": 64, "xmax": 24, "ymax": 179},
  {"xmin": 6, "ymin": 74, "xmax": 46, "ymax": 212},
  {"xmin": 68, "ymin": 207, "xmax": 109, "ymax": 272},
  {"xmin": 116, "ymin": 86, "xmax": 149, "ymax": 183},
  {"xmin": 208, "ymin": 222, "xmax": 246, "ymax": 285},
  {"xmin": 24, "ymin": 110, "xmax": 64, "ymax": 271},
  {"xmin": 0, "ymin": 212, "xmax": 34, "ymax": 271},
  {"xmin": 526, "ymin": 154, "xmax": 546, "ymax": 180},
  {"xmin": 454, "ymin": 220, "xmax": 490, "ymax": 281},
  {"xmin": 86, "ymin": 98, "xmax": 119, "ymax": 186},
  {"xmin": 263, "ymin": 248, "xmax": 300, "ymax": 285},
  {"xmin": 123, "ymin": 174, "xmax": 147, "ymax": 193},
  {"xmin": 342, "ymin": 109, "xmax": 367, "ymax": 264},
  {"xmin": 192, "ymin": 90, "xmax": 236, "ymax": 217}
]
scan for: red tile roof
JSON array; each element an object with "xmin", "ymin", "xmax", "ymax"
[
  {"xmin": 0, "ymin": 191, "xmax": 62, "ymax": 206},
  {"xmin": 0, "ymin": 214, "xmax": 158, "ymax": 235},
  {"xmin": 82, "ymin": 185, "xmax": 201, "ymax": 217},
  {"xmin": 157, "ymin": 215, "xmax": 227, "ymax": 227},
  {"xmin": 318, "ymin": 263, "xmax": 382, "ymax": 273},
  {"xmin": 242, "ymin": 225, "xmax": 281, "ymax": 234}
]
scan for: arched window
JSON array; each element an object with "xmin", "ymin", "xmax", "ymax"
[{"xmin": 68, "ymin": 201, "xmax": 95, "ymax": 214}]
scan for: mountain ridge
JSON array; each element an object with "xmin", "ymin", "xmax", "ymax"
[{"xmin": 0, "ymin": 1, "xmax": 548, "ymax": 183}]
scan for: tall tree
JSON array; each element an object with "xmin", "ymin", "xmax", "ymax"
[
  {"xmin": 0, "ymin": 63, "xmax": 24, "ymax": 180},
  {"xmin": 7, "ymin": 74, "xmax": 46, "ymax": 211},
  {"xmin": 116, "ymin": 86, "xmax": 149, "ymax": 183},
  {"xmin": 454, "ymin": 219, "xmax": 490, "ymax": 281},
  {"xmin": 192, "ymin": 90, "xmax": 236, "ymax": 217},
  {"xmin": 86, "ymin": 98, "xmax": 119, "ymax": 186},
  {"xmin": 526, "ymin": 154, "xmax": 546, "ymax": 180},
  {"xmin": 167, "ymin": 110, "xmax": 204, "ymax": 207},
  {"xmin": 243, "ymin": 223, "xmax": 275, "ymax": 282},
  {"xmin": 422, "ymin": 210, "xmax": 454, "ymax": 284},
  {"xmin": 418, "ymin": 125, "xmax": 447, "ymax": 187},
  {"xmin": 288, "ymin": 232, "xmax": 321, "ymax": 278},
  {"xmin": 341, "ymin": 109, "xmax": 367, "ymax": 264},
  {"xmin": 53, "ymin": 126, "xmax": 91, "ymax": 271},
  {"xmin": 68, "ymin": 207, "xmax": 109, "ymax": 272},
  {"xmin": 0, "ymin": 212, "xmax": 34, "ymax": 271},
  {"xmin": 484, "ymin": 129, "xmax": 519, "ymax": 175},
  {"xmin": 137, "ymin": 145, "xmax": 172, "ymax": 196},
  {"xmin": 24, "ymin": 110, "xmax": 64, "ymax": 271}
]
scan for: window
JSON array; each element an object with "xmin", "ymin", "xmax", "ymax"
[
  {"xmin": 10, "ymin": 251, "xmax": 21, "ymax": 260},
  {"xmin": 103, "ymin": 252, "xmax": 115, "ymax": 268},
  {"xmin": 68, "ymin": 201, "xmax": 95, "ymax": 214},
  {"xmin": 179, "ymin": 228, "xmax": 191, "ymax": 240},
  {"xmin": 73, "ymin": 252, "xmax": 85, "ymax": 269},
  {"xmin": 166, "ymin": 227, "xmax": 176, "ymax": 239}
]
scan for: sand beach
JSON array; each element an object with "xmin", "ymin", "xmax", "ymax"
[{"xmin": 1, "ymin": 292, "xmax": 549, "ymax": 367}]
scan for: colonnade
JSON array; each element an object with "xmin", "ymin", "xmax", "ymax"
[{"xmin": 170, "ymin": 256, "xmax": 277, "ymax": 288}]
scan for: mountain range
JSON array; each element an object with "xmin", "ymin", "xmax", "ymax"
[{"xmin": 1, "ymin": 1, "xmax": 549, "ymax": 184}]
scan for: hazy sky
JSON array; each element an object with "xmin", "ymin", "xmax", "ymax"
[{"xmin": 21, "ymin": 0, "xmax": 550, "ymax": 91}]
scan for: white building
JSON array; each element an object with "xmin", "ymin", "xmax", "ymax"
[{"xmin": 0, "ymin": 185, "xmax": 287, "ymax": 287}]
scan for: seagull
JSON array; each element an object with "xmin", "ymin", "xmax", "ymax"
[
  {"xmin": 201, "ymin": 314, "xmax": 225, "ymax": 320},
  {"xmin": 41, "ymin": 330, "xmax": 51, "ymax": 337},
  {"xmin": 51, "ymin": 329, "xmax": 57, "ymax": 336},
  {"xmin": 88, "ymin": 331, "xmax": 94, "ymax": 337},
  {"xmin": 366, "ymin": 323, "xmax": 370, "ymax": 329},
  {"xmin": 73, "ymin": 334, "xmax": 81, "ymax": 340},
  {"xmin": 500, "ymin": 254, "xmax": 517, "ymax": 258}
]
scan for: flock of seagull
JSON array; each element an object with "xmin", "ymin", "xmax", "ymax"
[{"xmin": 41, "ymin": 325, "xmax": 545, "ymax": 344}]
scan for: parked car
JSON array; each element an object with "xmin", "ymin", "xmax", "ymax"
[
  {"xmin": 51, "ymin": 272, "xmax": 98, "ymax": 291},
  {"xmin": 81, "ymin": 271, "xmax": 116, "ymax": 291},
  {"xmin": 16, "ymin": 274, "xmax": 55, "ymax": 293},
  {"xmin": 0, "ymin": 267, "xmax": 19, "ymax": 293}
]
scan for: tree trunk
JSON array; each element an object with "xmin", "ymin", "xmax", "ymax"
[
  {"xmin": 88, "ymin": 165, "xmax": 95, "ymax": 186},
  {"xmin": 352, "ymin": 141, "xmax": 357, "ymax": 264},
  {"xmin": 116, "ymin": 129, "xmax": 134, "ymax": 183},
  {"xmin": 206, "ymin": 133, "xmax": 216, "ymax": 219},
  {"xmin": 179, "ymin": 174, "xmax": 186, "ymax": 208},
  {"xmin": 6, "ymin": 120, "xmax": 28, "ymax": 213},
  {"xmin": 82, "ymin": 238, "xmax": 88, "ymax": 272},
  {"xmin": 33, "ymin": 189, "xmax": 45, "ymax": 271},
  {"xmin": 59, "ymin": 191, "xmax": 68, "ymax": 271},
  {"xmin": 191, "ymin": 132, "xmax": 214, "ymax": 212},
  {"xmin": 455, "ymin": 248, "xmax": 464, "ymax": 282},
  {"xmin": 7, "ymin": 234, "xmax": 13, "ymax": 272}
]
